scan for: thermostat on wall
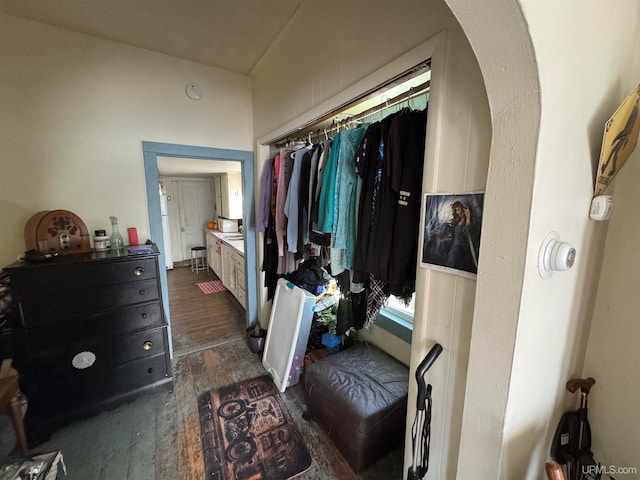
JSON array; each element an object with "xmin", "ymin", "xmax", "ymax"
[{"xmin": 589, "ymin": 195, "xmax": 614, "ymax": 221}]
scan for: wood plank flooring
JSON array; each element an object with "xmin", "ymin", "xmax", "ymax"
[
  {"xmin": 167, "ymin": 264, "xmax": 246, "ymax": 356},
  {"xmin": 30, "ymin": 340, "xmax": 403, "ymax": 479},
  {"xmin": 19, "ymin": 265, "xmax": 404, "ymax": 479}
]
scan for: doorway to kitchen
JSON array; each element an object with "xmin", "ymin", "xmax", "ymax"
[
  {"xmin": 157, "ymin": 159, "xmax": 245, "ymax": 356},
  {"xmin": 142, "ymin": 141, "xmax": 256, "ymax": 359}
]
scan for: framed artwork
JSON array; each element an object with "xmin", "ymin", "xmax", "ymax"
[{"xmin": 421, "ymin": 192, "xmax": 484, "ymax": 279}]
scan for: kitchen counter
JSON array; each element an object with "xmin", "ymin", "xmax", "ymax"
[
  {"xmin": 205, "ymin": 229, "xmax": 246, "ymax": 309},
  {"xmin": 207, "ymin": 229, "xmax": 244, "ymax": 255}
]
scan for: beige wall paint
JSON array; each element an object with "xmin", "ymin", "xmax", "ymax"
[
  {"xmin": 584, "ymin": 148, "xmax": 640, "ymax": 474},
  {"xmin": 583, "ymin": 36, "xmax": 640, "ymax": 478},
  {"xmin": 449, "ymin": 0, "xmax": 640, "ymax": 478},
  {"xmin": 251, "ymin": 0, "xmax": 456, "ymax": 139},
  {"xmin": 251, "ymin": 1, "xmax": 491, "ymax": 477},
  {"xmin": 501, "ymin": 3, "xmax": 640, "ymax": 479},
  {"xmin": 582, "ymin": 4, "xmax": 640, "ymax": 473},
  {"xmin": 0, "ymin": 13, "xmax": 253, "ymax": 268}
]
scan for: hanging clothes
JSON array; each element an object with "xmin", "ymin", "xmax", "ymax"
[
  {"xmin": 256, "ymin": 156, "xmax": 274, "ymax": 233},
  {"xmin": 310, "ymin": 138, "xmax": 333, "ymax": 228},
  {"xmin": 260, "ymin": 95, "xmax": 429, "ymax": 329},
  {"xmin": 388, "ymin": 108, "xmax": 428, "ymax": 298},
  {"xmin": 259, "ymin": 156, "xmax": 280, "ymax": 299},
  {"xmin": 284, "ymin": 145, "xmax": 312, "ymax": 254},
  {"xmin": 331, "ymin": 124, "xmax": 369, "ymax": 275},
  {"xmin": 275, "ymin": 147, "xmax": 297, "ymax": 256},
  {"xmin": 297, "ymin": 145, "xmax": 320, "ymax": 256},
  {"xmin": 367, "ymin": 108, "xmax": 413, "ymax": 282},
  {"xmin": 317, "ymin": 133, "xmax": 342, "ymax": 233}
]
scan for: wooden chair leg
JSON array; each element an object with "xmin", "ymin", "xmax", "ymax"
[{"xmin": 8, "ymin": 394, "xmax": 28, "ymax": 455}]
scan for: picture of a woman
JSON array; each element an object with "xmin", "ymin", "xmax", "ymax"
[{"xmin": 422, "ymin": 193, "xmax": 484, "ymax": 278}]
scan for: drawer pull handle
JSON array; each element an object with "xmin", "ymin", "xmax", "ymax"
[
  {"xmin": 143, "ymin": 341, "xmax": 153, "ymax": 351},
  {"xmin": 141, "ymin": 312, "xmax": 148, "ymax": 319},
  {"xmin": 134, "ymin": 267, "xmax": 144, "ymax": 276},
  {"xmin": 139, "ymin": 289, "xmax": 146, "ymax": 296}
]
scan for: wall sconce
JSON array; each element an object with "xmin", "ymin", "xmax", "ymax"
[{"xmin": 538, "ymin": 231, "xmax": 576, "ymax": 279}]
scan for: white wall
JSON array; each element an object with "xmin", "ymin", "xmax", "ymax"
[
  {"xmin": 0, "ymin": 13, "xmax": 253, "ymax": 268},
  {"xmin": 449, "ymin": 1, "xmax": 640, "ymax": 478},
  {"xmin": 252, "ymin": 0, "xmax": 455, "ymax": 139},
  {"xmin": 251, "ymin": 1, "xmax": 491, "ymax": 478},
  {"xmin": 583, "ymin": 64, "xmax": 640, "ymax": 480},
  {"xmin": 583, "ymin": 151, "xmax": 640, "ymax": 477},
  {"xmin": 501, "ymin": 3, "xmax": 640, "ymax": 479},
  {"xmin": 582, "ymin": 11, "xmax": 640, "ymax": 474}
]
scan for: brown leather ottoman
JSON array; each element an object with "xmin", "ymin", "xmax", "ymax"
[{"xmin": 303, "ymin": 343, "xmax": 409, "ymax": 473}]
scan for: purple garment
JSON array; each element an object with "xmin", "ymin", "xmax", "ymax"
[{"xmin": 256, "ymin": 156, "xmax": 274, "ymax": 232}]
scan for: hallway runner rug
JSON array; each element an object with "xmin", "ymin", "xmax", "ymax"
[
  {"xmin": 198, "ymin": 375, "xmax": 312, "ymax": 480},
  {"xmin": 197, "ymin": 280, "xmax": 228, "ymax": 295}
]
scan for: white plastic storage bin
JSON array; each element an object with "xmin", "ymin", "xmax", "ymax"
[{"xmin": 262, "ymin": 279, "xmax": 316, "ymax": 392}]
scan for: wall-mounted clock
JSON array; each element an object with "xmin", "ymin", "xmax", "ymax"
[{"xmin": 185, "ymin": 83, "xmax": 202, "ymax": 101}]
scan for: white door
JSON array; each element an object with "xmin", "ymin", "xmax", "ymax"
[{"xmin": 176, "ymin": 179, "xmax": 215, "ymax": 260}]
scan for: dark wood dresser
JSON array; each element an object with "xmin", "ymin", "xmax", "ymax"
[{"xmin": 3, "ymin": 245, "xmax": 173, "ymax": 443}]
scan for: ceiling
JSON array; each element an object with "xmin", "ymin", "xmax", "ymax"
[{"xmin": 0, "ymin": 0, "xmax": 304, "ymax": 75}]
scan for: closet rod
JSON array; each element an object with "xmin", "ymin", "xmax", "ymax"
[
  {"xmin": 348, "ymin": 80, "xmax": 429, "ymax": 122},
  {"xmin": 296, "ymin": 80, "xmax": 429, "ymax": 144}
]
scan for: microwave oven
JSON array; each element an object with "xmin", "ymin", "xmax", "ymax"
[{"xmin": 218, "ymin": 218, "xmax": 239, "ymax": 232}]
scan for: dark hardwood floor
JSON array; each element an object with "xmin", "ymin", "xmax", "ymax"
[
  {"xmin": 167, "ymin": 263, "xmax": 246, "ymax": 356},
  {"xmin": 19, "ymin": 264, "xmax": 404, "ymax": 479}
]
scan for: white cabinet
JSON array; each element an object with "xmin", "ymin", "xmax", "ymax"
[
  {"xmin": 220, "ymin": 242, "xmax": 245, "ymax": 308},
  {"xmin": 212, "ymin": 238, "xmax": 222, "ymax": 277},
  {"xmin": 214, "ymin": 172, "xmax": 243, "ymax": 220},
  {"xmin": 206, "ymin": 232, "xmax": 216, "ymax": 271},
  {"xmin": 206, "ymin": 231, "xmax": 223, "ymax": 277}
]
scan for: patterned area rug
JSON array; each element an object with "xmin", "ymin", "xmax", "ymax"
[
  {"xmin": 197, "ymin": 280, "xmax": 228, "ymax": 295},
  {"xmin": 198, "ymin": 375, "xmax": 312, "ymax": 480}
]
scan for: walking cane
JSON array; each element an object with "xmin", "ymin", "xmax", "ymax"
[{"xmin": 546, "ymin": 460, "xmax": 566, "ymax": 480}]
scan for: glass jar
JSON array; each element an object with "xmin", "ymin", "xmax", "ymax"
[{"xmin": 109, "ymin": 216, "xmax": 124, "ymax": 250}]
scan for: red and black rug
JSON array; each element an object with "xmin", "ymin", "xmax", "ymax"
[{"xmin": 198, "ymin": 375, "xmax": 312, "ymax": 480}]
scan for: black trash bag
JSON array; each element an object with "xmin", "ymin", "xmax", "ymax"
[
  {"xmin": 351, "ymin": 290, "xmax": 367, "ymax": 330},
  {"xmin": 284, "ymin": 257, "xmax": 329, "ymax": 296},
  {"xmin": 308, "ymin": 314, "xmax": 329, "ymax": 349},
  {"xmin": 336, "ymin": 297, "xmax": 354, "ymax": 336}
]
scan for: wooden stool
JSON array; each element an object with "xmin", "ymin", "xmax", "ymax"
[{"xmin": 0, "ymin": 359, "xmax": 28, "ymax": 455}]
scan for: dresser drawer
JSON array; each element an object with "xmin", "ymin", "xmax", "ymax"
[
  {"xmin": 24, "ymin": 301, "xmax": 165, "ymax": 350},
  {"xmin": 20, "ymin": 325, "xmax": 167, "ymax": 369},
  {"xmin": 23, "ymin": 353, "xmax": 170, "ymax": 417},
  {"xmin": 9, "ymin": 257, "xmax": 157, "ymax": 292},
  {"xmin": 20, "ymin": 278, "xmax": 160, "ymax": 322},
  {"xmin": 109, "ymin": 327, "xmax": 168, "ymax": 365},
  {"xmin": 111, "ymin": 353, "xmax": 170, "ymax": 393}
]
